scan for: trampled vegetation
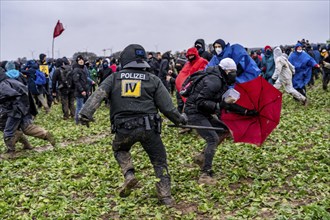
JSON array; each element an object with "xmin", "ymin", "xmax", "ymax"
[{"xmin": 0, "ymin": 81, "xmax": 329, "ymax": 219}]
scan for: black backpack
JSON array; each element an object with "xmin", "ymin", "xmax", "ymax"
[
  {"xmin": 60, "ymin": 66, "xmax": 73, "ymax": 89},
  {"xmin": 179, "ymin": 71, "xmax": 209, "ymax": 97}
]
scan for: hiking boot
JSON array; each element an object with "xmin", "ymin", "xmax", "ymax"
[
  {"xmin": 5, "ymin": 148, "xmax": 16, "ymax": 158},
  {"xmin": 4, "ymin": 137, "xmax": 16, "ymax": 157},
  {"xmin": 4, "ymin": 137, "xmax": 15, "ymax": 151},
  {"xmin": 20, "ymin": 135, "xmax": 33, "ymax": 150},
  {"xmin": 198, "ymin": 172, "xmax": 217, "ymax": 185},
  {"xmin": 193, "ymin": 152, "xmax": 205, "ymax": 169},
  {"xmin": 13, "ymin": 131, "xmax": 32, "ymax": 150},
  {"xmin": 159, "ymin": 196, "xmax": 175, "ymax": 207},
  {"xmin": 45, "ymin": 132, "xmax": 56, "ymax": 147},
  {"xmin": 23, "ymin": 145, "xmax": 33, "ymax": 150},
  {"xmin": 118, "ymin": 172, "xmax": 138, "ymax": 198}
]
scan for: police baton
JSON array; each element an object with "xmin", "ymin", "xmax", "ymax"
[{"xmin": 168, "ymin": 124, "xmax": 226, "ymax": 131}]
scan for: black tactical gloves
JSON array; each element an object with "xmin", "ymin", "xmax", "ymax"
[
  {"xmin": 217, "ymin": 102, "xmax": 259, "ymax": 116},
  {"xmin": 245, "ymin": 109, "xmax": 259, "ymax": 116},
  {"xmin": 78, "ymin": 114, "xmax": 94, "ymax": 127},
  {"xmin": 173, "ymin": 113, "xmax": 188, "ymax": 126}
]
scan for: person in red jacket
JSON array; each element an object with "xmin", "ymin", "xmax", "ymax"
[
  {"xmin": 175, "ymin": 47, "xmax": 208, "ymax": 103},
  {"xmin": 110, "ymin": 58, "xmax": 117, "ymax": 73}
]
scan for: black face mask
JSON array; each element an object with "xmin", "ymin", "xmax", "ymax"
[
  {"xmin": 196, "ymin": 46, "xmax": 203, "ymax": 53},
  {"xmin": 188, "ymin": 56, "xmax": 196, "ymax": 62},
  {"xmin": 103, "ymin": 63, "xmax": 109, "ymax": 69},
  {"xmin": 224, "ymin": 71, "xmax": 237, "ymax": 85}
]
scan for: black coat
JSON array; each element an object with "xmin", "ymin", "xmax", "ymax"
[
  {"xmin": 21, "ymin": 67, "xmax": 44, "ymax": 95},
  {"xmin": 158, "ymin": 52, "xmax": 172, "ymax": 90},
  {"xmin": 0, "ymin": 73, "xmax": 30, "ymax": 118},
  {"xmin": 184, "ymin": 66, "xmax": 226, "ymax": 116},
  {"xmin": 184, "ymin": 66, "xmax": 253, "ymax": 117},
  {"xmin": 98, "ymin": 68, "xmax": 112, "ymax": 84},
  {"xmin": 72, "ymin": 64, "xmax": 88, "ymax": 98},
  {"xmin": 195, "ymin": 39, "xmax": 213, "ymax": 61},
  {"xmin": 80, "ymin": 68, "xmax": 184, "ymax": 125},
  {"xmin": 147, "ymin": 57, "xmax": 160, "ymax": 75}
]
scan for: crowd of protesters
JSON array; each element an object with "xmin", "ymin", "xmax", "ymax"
[
  {"xmin": 0, "ymin": 38, "xmax": 329, "ymax": 182},
  {"xmin": 0, "ymin": 36, "xmax": 329, "ymax": 208}
]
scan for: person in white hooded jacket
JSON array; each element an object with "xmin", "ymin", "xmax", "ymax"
[{"xmin": 272, "ymin": 47, "xmax": 307, "ymax": 105}]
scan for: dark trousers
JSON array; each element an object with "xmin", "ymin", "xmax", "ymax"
[
  {"xmin": 60, "ymin": 90, "xmax": 76, "ymax": 118},
  {"xmin": 188, "ymin": 113, "xmax": 229, "ymax": 172},
  {"xmin": 322, "ymin": 69, "xmax": 330, "ymax": 90},
  {"xmin": 308, "ymin": 67, "xmax": 320, "ymax": 86},
  {"xmin": 112, "ymin": 126, "xmax": 169, "ymax": 179},
  {"xmin": 45, "ymin": 81, "xmax": 53, "ymax": 108}
]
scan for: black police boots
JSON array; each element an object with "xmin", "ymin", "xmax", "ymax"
[
  {"xmin": 118, "ymin": 171, "xmax": 138, "ymax": 197},
  {"xmin": 156, "ymin": 176, "xmax": 174, "ymax": 206}
]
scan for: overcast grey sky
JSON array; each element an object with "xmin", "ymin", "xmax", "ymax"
[{"xmin": 1, "ymin": 0, "xmax": 329, "ymax": 60}]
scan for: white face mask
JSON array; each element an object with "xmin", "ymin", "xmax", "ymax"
[
  {"xmin": 215, "ymin": 48, "xmax": 223, "ymax": 55},
  {"xmin": 297, "ymin": 49, "xmax": 303, "ymax": 53}
]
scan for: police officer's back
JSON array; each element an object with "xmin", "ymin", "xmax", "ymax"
[{"xmin": 79, "ymin": 44, "xmax": 186, "ymax": 206}]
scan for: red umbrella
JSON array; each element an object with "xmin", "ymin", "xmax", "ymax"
[{"xmin": 221, "ymin": 76, "xmax": 282, "ymax": 146}]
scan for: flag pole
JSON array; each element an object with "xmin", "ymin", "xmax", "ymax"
[
  {"xmin": 52, "ymin": 38, "xmax": 55, "ymax": 59},
  {"xmin": 52, "ymin": 20, "xmax": 64, "ymax": 59}
]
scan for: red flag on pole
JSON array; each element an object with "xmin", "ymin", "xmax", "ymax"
[{"xmin": 53, "ymin": 20, "xmax": 64, "ymax": 38}]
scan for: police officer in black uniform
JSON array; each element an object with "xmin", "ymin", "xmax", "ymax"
[{"xmin": 78, "ymin": 44, "xmax": 187, "ymax": 206}]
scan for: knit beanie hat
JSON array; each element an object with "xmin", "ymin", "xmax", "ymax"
[
  {"xmin": 219, "ymin": 58, "xmax": 237, "ymax": 70},
  {"xmin": 213, "ymin": 39, "xmax": 226, "ymax": 49}
]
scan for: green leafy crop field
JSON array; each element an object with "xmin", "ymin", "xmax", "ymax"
[{"xmin": 0, "ymin": 82, "xmax": 329, "ymax": 219}]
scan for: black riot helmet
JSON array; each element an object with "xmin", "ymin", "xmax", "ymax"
[{"xmin": 119, "ymin": 44, "xmax": 150, "ymax": 69}]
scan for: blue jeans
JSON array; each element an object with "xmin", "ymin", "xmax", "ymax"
[{"xmin": 75, "ymin": 97, "xmax": 85, "ymax": 124}]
